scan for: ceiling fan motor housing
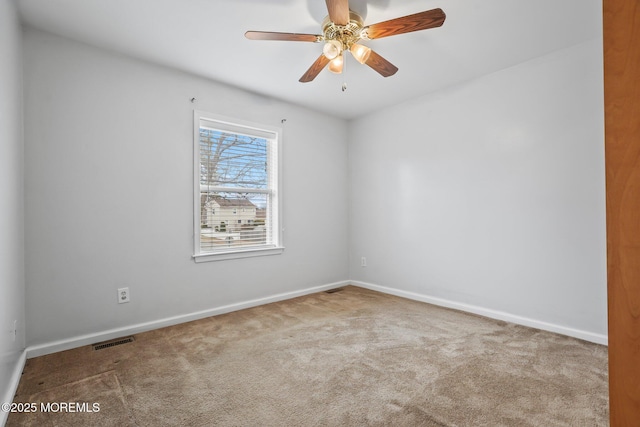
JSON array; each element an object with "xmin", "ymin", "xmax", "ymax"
[{"xmin": 322, "ymin": 11, "xmax": 366, "ymax": 52}]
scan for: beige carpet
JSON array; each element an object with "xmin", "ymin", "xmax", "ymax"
[{"xmin": 8, "ymin": 286, "xmax": 608, "ymax": 426}]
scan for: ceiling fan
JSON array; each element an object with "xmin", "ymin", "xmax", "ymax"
[{"xmin": 245, "ymin": 0, "xmax": 446, "ymax": 83}]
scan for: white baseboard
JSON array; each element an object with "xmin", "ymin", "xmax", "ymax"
[
  {"xmin": 24, "ymin": 278, "xmax": 607, "ymax": 359},
  {"xmin": 26, "ymin": 280, "xmax": 349, "ymax": 358},
  {"xmin": 1, "ymin": 349, "xmax": 27, "ymax": 427},
  {"xmin": 351, "ymin": 280, "xmax": 608, "ymax": 346}
]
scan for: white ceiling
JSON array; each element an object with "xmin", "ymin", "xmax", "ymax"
[{"xmin": 16, "ymin": 0, "xmax": 602, "ymax": 119}]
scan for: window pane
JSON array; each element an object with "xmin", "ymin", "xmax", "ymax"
[
  {"xmin": 200, "ymin": 192, "xmax": 269, "ymax": 252},
  {"xmin": 199, "ymin": 129, "xmax": 268, "ymax": 190}
]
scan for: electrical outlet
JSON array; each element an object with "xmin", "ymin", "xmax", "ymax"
[
  {"xmin": 361, "ymin": 256, "xmax": 367, "ymax": 267},
  {"xmin": 12, "ymin": 320, "xmax": 17, "ymax": 342},
  {"xmin": 118, "ymin": 287, "xmax": 130, "ymax": 304}
]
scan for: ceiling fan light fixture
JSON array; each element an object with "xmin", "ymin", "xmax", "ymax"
[
  {"xmin": 350, "ymin": 43, "xmax": 371, "ymax": 64},
  {"xmin": 322, "ymin": 40, "xmax": 342, "ymax": 60},
  {"xmin": 328, "ymin": 55, "xmax": 344, "ymax": 74}
]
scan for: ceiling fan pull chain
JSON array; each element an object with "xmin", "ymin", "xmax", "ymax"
[{"xmin": 342, "ymin": 54, "xmax": 348, "ymax": 92}]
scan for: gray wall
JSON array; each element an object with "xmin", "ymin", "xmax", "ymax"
[
  {"xmin": 23, "ymin": 29, "xmax": 349, "ymax": 351},
  {"xmin": 0, "ymin": 0, "xmax": 26, "ymax": 415},
  {"xmin": 348, "ymin": 39, "xmax": 607, "ymax": 343}
]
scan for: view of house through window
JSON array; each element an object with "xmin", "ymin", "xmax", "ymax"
[{"xmin": 195, "ymin": 113, "xmax": 280, "ymax": 259}]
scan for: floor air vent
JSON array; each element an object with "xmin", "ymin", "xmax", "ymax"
[
  {"xmin": 325, "ymin": 288, "xmax": 344, "ymax": 294},
  {"xmin": 92, "ymin": 336, "xmax": 135, "ymax": 351}
]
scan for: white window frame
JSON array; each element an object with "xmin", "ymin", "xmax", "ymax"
[{"xmin": 193, "ymin": 111, "xmax": 284, "ymax": 262}]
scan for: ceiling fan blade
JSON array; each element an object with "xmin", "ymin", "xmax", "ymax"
[
  {"xmin": 365, "ymin": 50, "xmax": 398, "ymax": 77},
  {"xmin": 364, "ymin": 8, "xmax": 446, "ymax": 40},
  {"xmin": 299, "ymin": 55, "xmax": 331, "ymax": 83},
  {"xmin": 325, "ymin": 0, "xmax": 350, "ymax": 25},
  {"xmin": 245, "ymin": 31, "xmax": 321, "ymax": 42}
]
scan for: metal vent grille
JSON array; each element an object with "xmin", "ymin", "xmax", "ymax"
[
  {"xmin": 325, "ymin": 288, "xmax": 344, "ymax": 294},
  {"xmin": 92, "ymin": 336, "xmax": 135, "ymax": 351}
]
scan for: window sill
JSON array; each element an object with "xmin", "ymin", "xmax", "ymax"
[{"xmin": 193, "ymin": 246, "xmax": 284, "ymax": 263}]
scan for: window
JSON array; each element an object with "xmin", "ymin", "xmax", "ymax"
[{"xmin": 193, "ymin": 112, "xmax": 283, "ymax": 262}]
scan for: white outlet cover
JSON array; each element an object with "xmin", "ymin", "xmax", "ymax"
[{"xmin": 118, "ymin": 287, "xmax": 130, "ymax": 304}]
